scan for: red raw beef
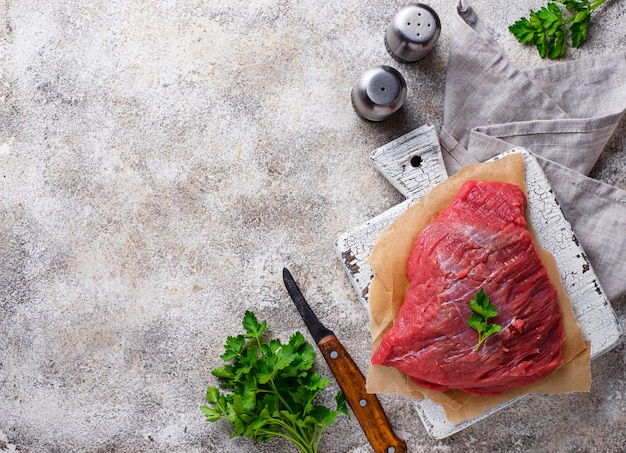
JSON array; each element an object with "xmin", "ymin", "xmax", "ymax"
[{"xmin": 371, "ymin": 180, "xmax": 565, "ymax": 395}]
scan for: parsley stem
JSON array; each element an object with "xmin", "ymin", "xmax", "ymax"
[
  {"xmin": 268, "ymin": 378, "xmax": 295, "ymax": 414},
  {"xmin": 258, "ymin": 425, "xmax": 314, "ymax": 453},
  {"xmin": 474, "ymin": 334, "xmax": 485, "ymax": 351},
  {"xmin": 589, "ymin": 0, "xmax": 606, "ymax": 10},
  {"xmin": 313, "ymin": 425, "xmax": 326, "ymax": 452}
]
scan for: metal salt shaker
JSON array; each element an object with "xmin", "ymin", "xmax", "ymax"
[{"xmin": 385, "ymin": 3, "xmax": 441, "ymax": 63}]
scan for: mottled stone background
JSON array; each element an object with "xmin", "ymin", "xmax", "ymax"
[{"xmin": 0, "ymin": 0, "xmax": 624, "ymax": 452}]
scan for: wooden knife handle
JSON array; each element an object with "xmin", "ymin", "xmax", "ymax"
[{"xmin": 318, "ymin": 335, "xmax": 407, "ymax": 453}]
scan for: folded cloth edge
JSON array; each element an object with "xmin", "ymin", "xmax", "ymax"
[{"xmin": 443, "ymin": 0, "xmax": 626, "ymax": 300}]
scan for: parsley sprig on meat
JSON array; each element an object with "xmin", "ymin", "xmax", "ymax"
[
  {"xmin": 468, "ymin": 289, "xmax": 502, "ymax": 351},
  {"xmin": 200, "ymin": 311, "xmax": 348, "ymax": 453},
  {"xmin": 509, "ymin": 0, "xmax": 607, "ymax": 59}
]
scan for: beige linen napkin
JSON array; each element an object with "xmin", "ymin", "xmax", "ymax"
[{"xmin": 440, "ymin": 0, "xmax": 626, "ymax": 301}]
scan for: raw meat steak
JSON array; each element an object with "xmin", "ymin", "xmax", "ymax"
[{"xmin": 371, "ymin": 180, "xmax": 565, "ymax": 395}]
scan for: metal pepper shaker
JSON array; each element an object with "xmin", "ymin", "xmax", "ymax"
[
  {"xmin": 351, "ymin": 65, "xmax": 407, "ymax": 121},
  {"xmin": 385, "ymin": 3, "xmax": 441, "ymax": 63}
]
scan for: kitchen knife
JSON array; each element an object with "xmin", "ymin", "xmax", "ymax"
[{"xmin": 282, "ymin": 268, "xmax": 407, "ymax": 453}]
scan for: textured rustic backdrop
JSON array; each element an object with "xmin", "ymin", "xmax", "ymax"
[{"xmin": 1, "ymin": 0, "xmax": 624, "ymax": 452}]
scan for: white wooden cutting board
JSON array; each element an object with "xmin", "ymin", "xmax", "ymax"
[{"xmin": 335, "ymin": 124, "xmax": 623, "ymax": 439}]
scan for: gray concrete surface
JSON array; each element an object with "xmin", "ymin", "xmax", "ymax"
[{"xmin": 1, "ymin": 1, "xmax": 624, "ymax": 452}]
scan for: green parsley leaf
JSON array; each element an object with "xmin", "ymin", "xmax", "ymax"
[
  {"xmin": 549, "ymin": 29, "xmax": 567, "ymax": 59},
  {"xmin": 242, "ymin": 310, "xmax": 266, "ymax": 339},
  {"xmin": 468, "ymin": 288, "xmax": 502, "ymax": 351},
  {"xmin": 221, "ymin": 334, "xmax": 245, "ymax": 361},
  {"xmin": 484, "ymin": 323, "xmax": 503, "ymax": 337},
  {"xmin": 469, "ymin": 288, "xmax": 498, "ymax": 319},
  {"xmin": 468, "ymin": 313, "xmax": 487, "ymax": 334},
  {"xmin": 200, "ymin": 404, "xmax": 223, "ymax": 422},
  {"xmin": 211, "ymin": 365, "xmax": 235, "ymax": 381},
  {"xmin": 206, "ymin": 386, "xmax": 220, "ymax": 404},
  {"xmin": 508, "ymin": 17, "xmax": 536, "ymax": 43},
  {"xmin": 570, "ymin": 12, "xmax": 590, "ymax": 47},
  {"xmin": 509, "ymin": 0, "xmax": 608, "ymax": 59},
  {"xmin": 201, "ymin": 311, "xmax": 347, "ymax": 453}
]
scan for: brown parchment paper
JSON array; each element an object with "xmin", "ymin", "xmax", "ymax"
[{"xmin": 366, "ymin": 153, "xmax": 591, "ymax": 424}]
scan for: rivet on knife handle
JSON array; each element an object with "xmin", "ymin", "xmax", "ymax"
[
  {"xmin": 283, "ymin": 268, "xmax": 407, "ymax": 453},
  {"xmin": 317, "ymin": 336, "xmax": 407, "ymax": 453}
]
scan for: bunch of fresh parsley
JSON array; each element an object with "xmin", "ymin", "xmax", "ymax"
[
  {"xmin": 200, "ymin": 311, "xmax": 348, "ymax": 453},
  {"xmin": 468, "ymin": 288, "xmax": 502, "ymax": 351},
  {"xmin": 509, "ymin": 0, "xmax": 607, "ymax": 59}
]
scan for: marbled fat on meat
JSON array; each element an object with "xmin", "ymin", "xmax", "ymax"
[{"xmin": 371, "ymin": 180, "xmax": 565, "ymax": 395}]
